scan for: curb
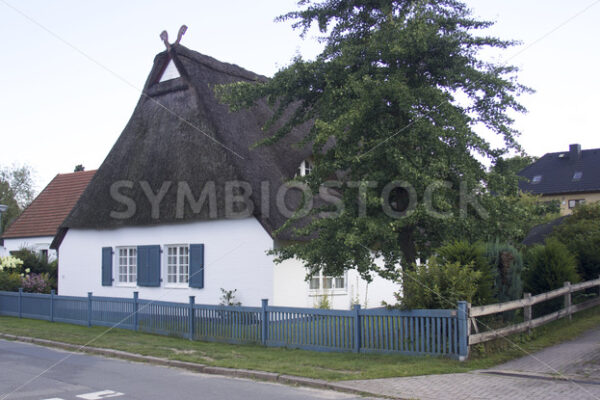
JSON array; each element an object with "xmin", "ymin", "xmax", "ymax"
[{"xmin": 0, "ymin": 333, "xmax": 396, "ymax": 399}]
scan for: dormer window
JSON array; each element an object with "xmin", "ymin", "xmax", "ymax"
[
  {"xmin": 159, "ymin": 59, "xmax": 181, "ymax": 82},
  {"xmin": 572, "ymin": 171, "xmax": 583, "ymax": 181},
  {"xmin": 532, "ymin": 175, "xmax": 542, "ymax": 184},
  {"xmin": 298, "ymin": 159, "xmax": 313, "ymax": 177}
]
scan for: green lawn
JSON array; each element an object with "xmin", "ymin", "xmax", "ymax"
[{"xmin": 1, "ymin": 305, "xmax": 599, "ymax": 381}]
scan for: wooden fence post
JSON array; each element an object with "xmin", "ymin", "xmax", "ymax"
[
  {"xmin": 50, "ymin": 289, "xmax": 55, "ymax": 322},
  {"xmin": 564, "ymin": 281, "xmax": 572, "ymax": 321},
  {"xmin": 87, "ymin": 292, "xmax": 92, "ymax": 327},
  {"xmin": 457, "ymin": 301, "xmax": 468, "ymax": 361},
  {"xmin": 353, "ymin": 304, "xmax": 361, "ymax": 353},
  {"xmin": 188, "ymin": 296, "xmax": 195, "ymax": 340},
  {"xmin": 261, "ymin": 299, "xmax": 269, "ymax": 346},
  {"xmin": 523, "ymin": 292, "xmax": 532, "ymax": 334},
  {"xmin": 133, "ymin": 291, "xmax": 139, "ymax": 331},
  {"xmin": 18, "ymin": 288, "xmax": 23, "ymax": 318}
]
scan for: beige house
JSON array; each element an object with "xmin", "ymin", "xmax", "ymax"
[{"xmin": 519, "ymin": 144, "xmax": 600, "ymax": 215}]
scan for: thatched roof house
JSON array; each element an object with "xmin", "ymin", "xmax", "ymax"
[{"xmin": 54, "ymin": 37, "xmax": 397, "ymax": 308}]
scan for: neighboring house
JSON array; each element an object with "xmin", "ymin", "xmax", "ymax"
[
  {"xmin": 2, "ymin": 170, "xmax": 95, "ymax": 261},
  {"xmin": 518, "ymin": 144, "xmax": 600, "ymax": 215},
  {"xmin": 52, "ymin": 42, "xmax": 397, "ymax": 308}
]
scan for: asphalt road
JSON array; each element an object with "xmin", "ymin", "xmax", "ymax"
[{"xmin": 0, "ymin": 340, "xmax": 374, "ymax": 400}]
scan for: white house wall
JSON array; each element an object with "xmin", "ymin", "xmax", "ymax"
[
  {"xmin": 3, "ymin": 236, "xmax": 57, "ymax": 262},
  {"xmin": 58, "ymin": 218, "xmax": 275, "ymax": 306},
  {"xmin": 273, "ymin": 257, "xmax": 399, "ymax": 310}
]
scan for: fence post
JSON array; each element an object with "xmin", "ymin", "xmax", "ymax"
[
  {"xmin": 50, "ymin": 290, "xmax": 55, "ymax": 322},
  {"xmin": 564, "ymin": 281, "xmax": 572, "ymax": 321},
  {"xmin": 87, "ymin": 292, "xmax": 92, "ymax": 327},
  {"xmin": 133, "ymin": 292, "xmax": 139, "ymax": 331},
  {"xmin": 261, "ymin": 299, "xmax": 269, "ymax": 346},
  {"xmin": 523, "ymin": 292, "xmax": 532, "ymax": 334},
  {"xmin": 18, "ymin": 288, "xmax": 23, "ymax": 318},
  {"xmin": 353, "ymin": 304, "xmax": 361, "ymax": 353},
  {"xmin": 188, "ymin": 296, "xmax": 195, "ymax": 340},
  {"xmin": 457, "ymin": 301, "xmax": 469, "ymax": 361}
]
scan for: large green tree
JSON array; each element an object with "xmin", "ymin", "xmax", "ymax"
[
  {"xmin": 219, "ymin": 0, "xmax": 532, "ymax": 281},
  {"xmin": 0, "ymin": 165, "xmax": 36, "ymax": 232}
]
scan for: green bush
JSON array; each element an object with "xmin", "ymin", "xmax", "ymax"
[
  {"xmin": 398, "ymin": 259, "xmax": 481, "ymax": 309},
  {"xmin": 0, "ymin": 272, "xmax": 22, "ymax": 292},
  {"xmin": 9, "ymin": 248, "xmax": 57, "ymax": 289},
  {"xmin": 524, "ymin": 239, "xmax": 579, "ymax": 314},
  {"xmin": 486, "ymin": 242, "xmax": 523, "ymax": 304},
  {"xmin": 436, "ymin": 241, "xmax": 494, "ymax": 305},
  {"xmin": 550, "ymin": 202, "xmax": 600, "ymax": 282}
]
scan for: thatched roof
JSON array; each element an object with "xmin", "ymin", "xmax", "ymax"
[{"xmin": 54, "ymin": 44, "xmax": 313, "ymax": 248}]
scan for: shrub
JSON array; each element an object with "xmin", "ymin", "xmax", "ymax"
[
  {"xmin": 550, "ymin": 202, "xmax": 600, "ymax": 282},
  {"xmin": 219, "ymin": 288, "xmax": 241, "ymax": 306},
  {"xmin": 9, "ymin": 248, "xmax": 57, "ymax": 290},
  {"xmin": 315, "ymin": 294, "xmax": 331, "ymax": 309},
  {"xmin": 397, "ymin": 259, "xmax": 481, "ymax": 309},
  {"xmin": 436, "ymin": 241, "xmax": 494, "ymax": 305},
  {"xmin": 524, "ymin": 239, "xmax": 579, "ymax": 292},
  {"xmin": 0, "ymin": 255, "xmax": 25, "ymax": 292},
  {"xmin": 524, "ymin": 239, "xmax": 579, "ymax": 314},
  {"xmin": 0, "ymin": 272, "xmax": 22, "ymax": 292},
  {"xmin": 21, "ymin": 273, "xmax": 52, "ymax": 294},
  {"xmin": 486, "ymin": 242, "xmax": 523, "ymax": 304}
]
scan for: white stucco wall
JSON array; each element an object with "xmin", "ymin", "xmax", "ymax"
[
  {"xmin": 273, "ymin": 257, "xmax": 399, "ymax": 310},
  {"xmin": 58, "ymin": 218, "xmax": 276, "ymax": 306},
  {"xmin": 3, "ymin": 236, "xmax": 57, "ymax": 262},
  {"xmin": 59, "ymin": 217, "xmax": 400, "ymax": 309}
]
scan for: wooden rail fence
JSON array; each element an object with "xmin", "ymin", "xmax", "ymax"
[{"xmin": 468, "ymin": 277, "xmax": 600, "ymax": 345}]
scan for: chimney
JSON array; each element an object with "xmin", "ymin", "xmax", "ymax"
[{"xmin": 569, "ymin": 143, "xmax": 581, "ymax": 161}]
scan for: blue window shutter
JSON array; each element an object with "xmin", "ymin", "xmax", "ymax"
[
  {"xmin": 137, "ymin": 245, "xmax": 161, "ymax": 287},
  {"xmin": 189, "ymin": 244, "xmax": 204, "ymax": 288},
  {"xmin": 101, "ymin": 247, "xmax": 113, "ymax": 286}
]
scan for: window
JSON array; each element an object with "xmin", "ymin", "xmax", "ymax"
[
  {"xmin": 117, "ymin": 247, "xmax": 137, "ymax": 285},
  {"xmin": 309, "ymin": 271, "xmax": 347, "ymax": 292},
  {"xmin": 40, "ymin": 249, "xmax": 48, "ymax": 261},
  {"xmin": 166, "ymin": 245, "xmax": 189, "ymax": 286},
  {"xmin": 297, "ymin": 159, "xmax": 313, "ymax": 177},
  {"xmin": 531, "ymin": 175, "xmax": 542, "ymax": 184},
  {"xmin": 572, "ymin": 171, "xmax": 583, "ymax": 181},
  {"xmin": 568, "ymin": 199, "xmax": 585, "ymax": 209},
  {"xmin": 159, "ymin": 59, "xmax": 181, "ymax": 82}
]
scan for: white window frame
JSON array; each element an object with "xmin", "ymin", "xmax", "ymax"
[
  {"xmin": 568, "ymin": 199, "xmax": 585, "ymax": 209},
  {"xmin": 164, "ymin": 244, "xmax": 190, "ymax": 288},
  {"xmin": 309, "ymin": 270, "xmax": 348, "ymax": 294},
  {"xmin": 297, "ymin": 159, "xmax": 313, "ymax": 177},
  {"xmin": 115, "ymin": 247, "xmax": 137, "ymax": 287}
]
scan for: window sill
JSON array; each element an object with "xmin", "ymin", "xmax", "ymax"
[
  {"xmin": 164, "ymin": 284, "xmax": 190, "ymax": 289},
  {"xmin": 309, "ymin": 290, "xmax": 348, "ymax": 297},
  {"xmin": 115, "ymin": 283, "xmax": 137, "ymax": 288}
]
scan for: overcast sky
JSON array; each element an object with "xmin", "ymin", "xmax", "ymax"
[{"xmin": 1, "ymin": 0, "xmax": 599, "ymax": 192}]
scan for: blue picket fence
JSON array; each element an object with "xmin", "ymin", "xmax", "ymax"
[{"xmin": 0, "ymin": 289, "xmax": 468, "ymax": 359}]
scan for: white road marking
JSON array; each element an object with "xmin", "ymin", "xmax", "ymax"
[{"xmin": 76, "ymin": 390, "xmax": 124, "ymax": 399}]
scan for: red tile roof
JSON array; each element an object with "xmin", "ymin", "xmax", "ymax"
[{"xmin": 2, "ymin": 170, "xmax": 95, "ymax": 239}]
